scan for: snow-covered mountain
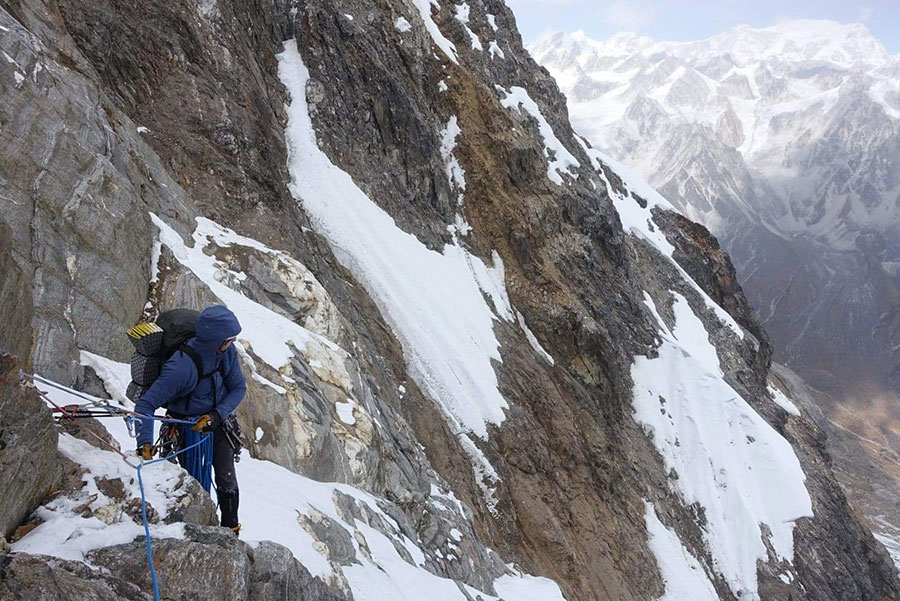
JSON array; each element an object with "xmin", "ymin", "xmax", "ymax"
[
  {"xmin": 530, "ymin": 21, "xmax": 900, "ymax": 402},
  {"xmin": 2, "ymin": 3, "xmax": 898, "ymax": 601}
]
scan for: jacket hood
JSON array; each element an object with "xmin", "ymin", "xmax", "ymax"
[{"xmin": 194, "ymin": 305, "xmax": 242, "ymax": 344}]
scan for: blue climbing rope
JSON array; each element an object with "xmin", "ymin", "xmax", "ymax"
[
  {"xmin": 32, "ymin": 375, "xmax": 218, "ymax": 600},
  {"xmin": 129, "ymin": 414, "xmax": 214, "ymax": 601},
  {"xmin": 179, "ymin": 424, "xmax": 215, "ymax": 493}
]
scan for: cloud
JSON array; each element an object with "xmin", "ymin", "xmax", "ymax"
[{"xmin": 600, "ymin": 0, "xmax": 659, "ymax": 30}]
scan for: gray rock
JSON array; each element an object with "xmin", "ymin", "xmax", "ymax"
[
  {"xmin": 87, "ymin": 525, "xmax": 349, "ymax": 601},
  {"xmin": 0, "ymin": 353, "xmax": 60, "ymax": 539},
  {"xmin": 250, "ymin": 541, "xmax": 346, "ymax": 601},
  {"xmin": 0, "ymin": 553, "xmax": 152, "ymax": 601},
  {"xmin": 2, "ymin": 0, "xmax": 898, "ymax": 599},
  {"xmin": 89, "ymin": 525, "xmax": 251, "ymax": 601}
]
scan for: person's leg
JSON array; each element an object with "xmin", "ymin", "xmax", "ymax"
[{"xmin": 213, "ymin": 426, "xmax": 239, "ymax": 528}]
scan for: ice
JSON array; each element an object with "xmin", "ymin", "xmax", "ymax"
[
  {"xmin": 497, "ymin": 85, "xmax": 579, "ymax": 185},
  {"xmin": 632, "ymin": 292, "xmax": 812, "ymax": 600}
]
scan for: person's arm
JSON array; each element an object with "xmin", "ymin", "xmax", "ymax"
[
  {"xmin": 214, "ymin": 347, "xmax": 246, "ymax": 420},
  {"xmin": 134, "ymin": 354, "xmax": 195, "ymax": 446}
]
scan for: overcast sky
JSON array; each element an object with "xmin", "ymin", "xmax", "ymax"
[{"xmin": 505, "ymin": 0, "xmax": 900, "ymax": 53}]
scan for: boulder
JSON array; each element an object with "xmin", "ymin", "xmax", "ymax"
[
  {"xmin": 0, "ymin": 553, "xmax": 151, "ymax": 601},
  {"xmin": 87, "ymin": 525, "xmax": 349, "ymax": 601}
]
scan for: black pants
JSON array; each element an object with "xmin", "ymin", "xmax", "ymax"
[
  {"xmin": 175, "ymin": 424, "xmax": 239, "ymax": 527},
  {"xmin": 212, "ymin": 426, "xmax": 239, "ymax": 528}
]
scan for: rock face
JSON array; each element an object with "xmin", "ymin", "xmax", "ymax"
[
  {"xmin": 0, "ymin": 354, "xmax": 60, "ymax": 540},
  {"xmin": 530, "ymin": 23, "xmax": 900, "ymax": 572},
  {"xmin": 1, "ymin": 2, "xmax": 899, "ymax": 601}
]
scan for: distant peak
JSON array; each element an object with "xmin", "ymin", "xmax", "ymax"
[{"xmin": 532, "ymin": 19, "xmax": 891, "ymax": 69}]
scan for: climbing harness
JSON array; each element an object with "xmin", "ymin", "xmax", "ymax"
[{"xmin": 30, "ymin": 373, "xmax": 215, "ymax": 601}]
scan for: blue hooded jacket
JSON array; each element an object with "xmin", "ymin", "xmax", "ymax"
[{"xmin": 135, "ymin": 305, "xmax": 246, "ymax": 445}]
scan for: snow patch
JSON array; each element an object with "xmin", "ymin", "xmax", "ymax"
[
  {"xmin": 516, "ymin": 310, "xmax": 554, "ymax": 365},
  {"xmin": 768, "ymin": 384, "xmax": 801, "ymax": 417},
  {"xmin": 395, "ymin": 16, "xmax": 412, "ymax": 33},
  {"xmin": 498, "ymin": 85, "xmax": 579, "ymax": 184},
  {"xmin": 644, "ymin": 502, "xmax": 719, "ymax": 601},
  {"xmin": 454, "ymin": 3, "xmax": 482, "ymax": 51},
  {"xmin": 279, "ymin": 40, "xmax": 518, "ymax": 511},
  {"xmin": 440, "ymin": 116, "xmax": 466, "ymax": 204},
  {"xmin": 488, "ymin": 41, "xmax": 504, "ymax": 59},
  {"xmin": 336, "ymin": 400, "xmax": 357, "ymax": 425},
  {"xmin": 279, "ymin": 39, "xmax": 511, "ymax": 441},
  {"xmin": 494, "ymin": 571, "xmax": 567, "ymax": 601},
  {"xmin": 410, "ymin": 0, "xmax": 458, "ymax": 64},
  {"xmin": 149, "ymin": 213, "xmax": 352, "ymax": 380}
]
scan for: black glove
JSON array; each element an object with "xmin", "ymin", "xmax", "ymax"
[
  {"xmin": 137, "ymin": 444, "xmax": 155, "ymax": 460},
  {"xmin": 192, "ymin": 412, "xmax": 222, "ymax": 433}
]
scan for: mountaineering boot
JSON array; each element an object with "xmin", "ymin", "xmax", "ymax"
[{"xmin": 218, "ymin": 489, "xmax": 239, "ymax": 529}]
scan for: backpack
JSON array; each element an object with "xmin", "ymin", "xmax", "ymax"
[{"xmin": 125, "ymin": 308, "xmax": 224, "ymax": 411}]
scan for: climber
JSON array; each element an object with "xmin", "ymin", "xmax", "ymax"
[{"xmin": 133, "ymin": 305, "xmax": 247, "ymax": 533}]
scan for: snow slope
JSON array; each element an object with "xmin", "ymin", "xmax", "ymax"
[{"xmin": 635, "ymin": 292, "xmax": 812, "ymax": 600}]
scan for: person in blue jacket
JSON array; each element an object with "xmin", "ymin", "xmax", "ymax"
[{"xmin": 134, "ymin": 305, "xmax": 247, "ymax": 531}]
